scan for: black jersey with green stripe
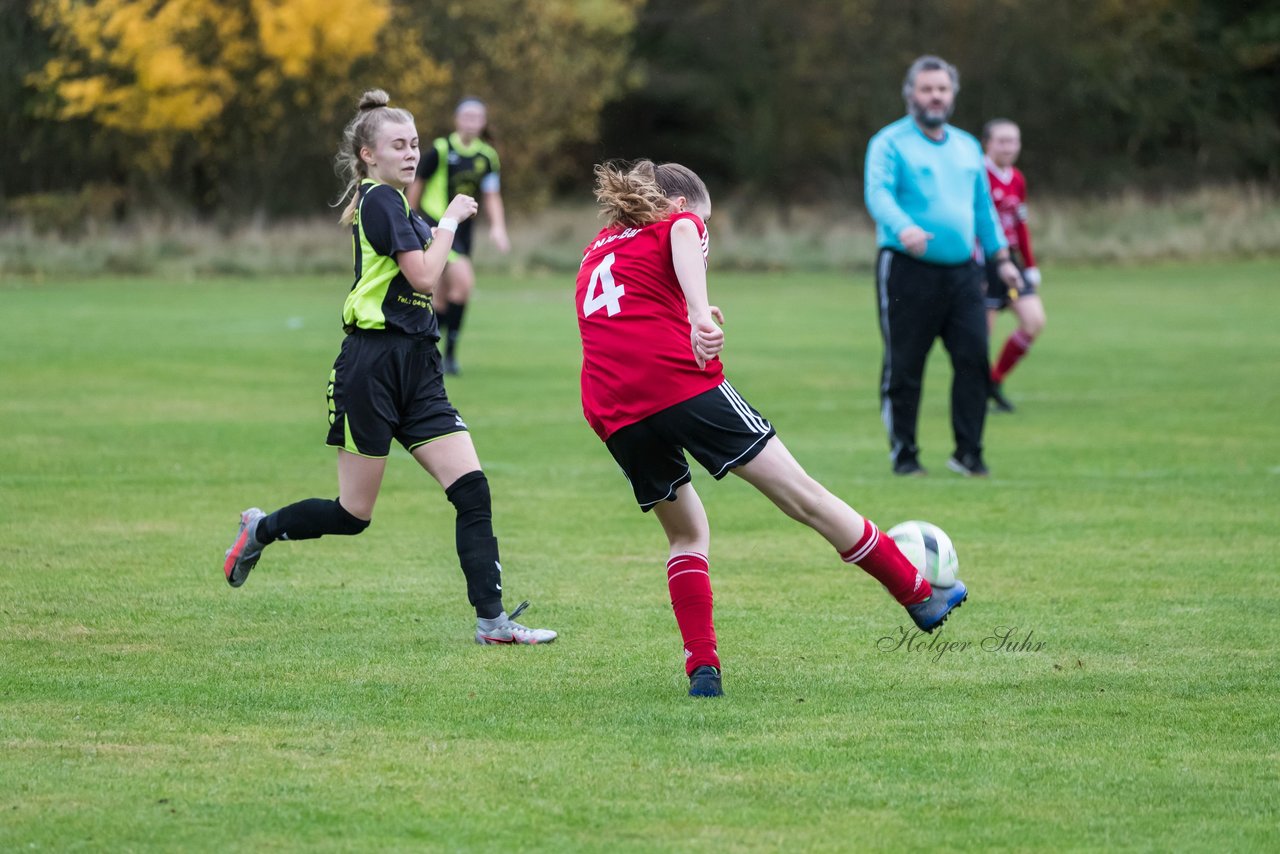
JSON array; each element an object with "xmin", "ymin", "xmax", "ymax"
[
  {"xmin": 343, "ymin": 180, "xmax": 438, "ymax": 338},
  {"xmin": 414, "ymin": 132, "xmax": 501, "ymax": 223}
]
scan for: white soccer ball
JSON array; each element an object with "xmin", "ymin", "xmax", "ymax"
[{"xmin": 886, "ymin": 520, "xmax": 959, "ymax": 588}]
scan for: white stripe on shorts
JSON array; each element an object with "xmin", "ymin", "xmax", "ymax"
[
  {"xmin": 711, "ymin": 430, "xmax": 773, "ymax": 478},
  {"xmin": 718, "ymin": 381, "xmax": 770, "ymax": 434}
]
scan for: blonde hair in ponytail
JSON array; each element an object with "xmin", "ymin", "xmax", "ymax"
[
  {"xmin": 334, "ymin": 89, "xmax": 416, "ymax": 225},
  {"xmin": 593, "ymin": 159, "xmax": 709, "ymax": 228}
]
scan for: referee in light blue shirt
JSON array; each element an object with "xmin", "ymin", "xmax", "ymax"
[{"xmin": 864, "ymin": 55, "xmax": 1024, "ymax": 478}]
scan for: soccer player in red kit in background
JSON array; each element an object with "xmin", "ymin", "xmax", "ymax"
[
  {"xmin": 574, "ymin": 160, "xmax": 968, "ymax": 697},
  {"xmin": 982, "ymin": 119, "xmax": 1047, "ymax": 413}
]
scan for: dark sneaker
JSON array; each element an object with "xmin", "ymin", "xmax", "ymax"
[
  {"xmin": 224, "ymin": 507, "xmax": 266, "ymax": 587},
  {"xmin": 893, "ymin": 459, "xmax": 928, "ymax": 477},
  {"xmin": 443, "ymin": 356, "xmax": 461, "ymax": 376},
  {"xmin": 947, "ymin": 454, "xmax": 989, "ymax": 477},
  {"xmin": 905, "ymin": 579, "xmax": 968, "ymax": 633},
  {"xmin": 688, "ymin": 665, "xmax": 723, "ymax": 697},
  {"xmin": 989, "ymin": 383, "xmax": 1015, "ymax": 413},
  {"xmin": 475, "ymin": 601, "xmax": 557, "ymax": 645}
]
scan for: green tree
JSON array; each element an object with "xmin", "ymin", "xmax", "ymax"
[
  {"xmin": 602, "ymin": 0, "xmax": 1280, "ymax": 199},
  {"xmin": 403, "ymin": 0, "xmax": 643, "ymax": 204}
]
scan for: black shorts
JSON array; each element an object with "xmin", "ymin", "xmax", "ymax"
[
  {"xmin": 434, "ymin": 220, "xmax": 473, "ymax": 260},
  {"xmin": 450, "ymin": 220, "xmax": 474, "ymax": 258},
  {"xmin": 985, "ymin": 256, "xmax": 1038, "ymax": 310},
  {"xmin": 604, "ymin": 380, "xmax": 776, "ymax": 511},
  {"xmin": 427, "ymin": 219, "xmax": 473, "ymax": 260},
  {"xmin": 325, "ymin": 330, "xmax": 468, "ymax": 458}
]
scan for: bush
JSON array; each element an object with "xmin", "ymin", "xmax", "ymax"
[
  {"xmin": 1, "ymin": 183, "xmax": 1276, "ymax": 281},
  {"xmin": 3, "ymin": 184, "xmax": 128, "ymax": 237}
]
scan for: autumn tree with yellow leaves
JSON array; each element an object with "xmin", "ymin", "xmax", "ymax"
[{"xmin": 28, "ymin": 0, "xmax": 640, "ymax": 216}]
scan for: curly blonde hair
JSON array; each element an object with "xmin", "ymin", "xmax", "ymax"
[
  {"xmin": 593, "ymin": 160, "xmax": 708, "ymax": 228},
  {"xmin": 334, "ymin": 89, "xmax": 415, "ymax": 225}
]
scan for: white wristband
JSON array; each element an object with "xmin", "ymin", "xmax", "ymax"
[{"xmin": 435, "ymin": 217, "xmax": 458, "ymax": 234}]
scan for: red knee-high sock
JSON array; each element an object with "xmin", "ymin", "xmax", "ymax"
[
  {"xmin": 991, "ymin": 329, "xmax": 1033, "ymax": 384},
  {"xmin": 841, "ymin": 519, "xmax": 932, "ymax": 605},
  {"xmin": 667, "ymin": 552, "xmax": 719, "ymax": 676}
]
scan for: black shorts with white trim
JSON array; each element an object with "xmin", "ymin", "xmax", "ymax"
[{"xmin": 604, "ymin": 380, "xmax": 776, "ymax": 511}]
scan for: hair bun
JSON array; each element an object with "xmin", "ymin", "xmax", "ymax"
[
  {"xmin": 632, "ymin": 159, "xmax": 656, "ymax": 180},
  {"xmin": 358, "ymin": 89, "xmax": 391, "ymax": 112}
]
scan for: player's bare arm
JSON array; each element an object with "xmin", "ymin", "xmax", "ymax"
[
  {"xmin": 398, "ymin": 194, "xmax": 478, "ymax": 294},
  {"xmin": 484, "ymin": 189, "xmax": 510, "ymax": 253},
  {"xmin": 671, "ymin": 217, "xmax": 722, "ymax": 368}
]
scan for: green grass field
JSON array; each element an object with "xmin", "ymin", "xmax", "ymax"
[{"xmin": 2, "ymin": 259, "xmax": 1277, "ymax": 851}]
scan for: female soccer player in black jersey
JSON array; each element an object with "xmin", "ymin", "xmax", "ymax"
[{"xmin": 222, "ymin": 89, "xmax": 554, "ymax": 645}]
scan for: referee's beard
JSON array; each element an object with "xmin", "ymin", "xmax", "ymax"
[{"xmin": 909, "ymin": 99, "xmax": 953, "ymax": 129}]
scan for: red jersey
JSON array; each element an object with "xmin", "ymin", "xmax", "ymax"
[
  {"xmin": 985, "ymin": 158, "xmax": 1036, "ymax": 268},
  {"xmin": 576, "ymin": 211, "xmax": 723, "ymax": 440}
]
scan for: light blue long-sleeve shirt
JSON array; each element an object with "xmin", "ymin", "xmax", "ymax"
[{"xmin": 864, "ymin": 115, "xmax": 1006, "ymax": 265}]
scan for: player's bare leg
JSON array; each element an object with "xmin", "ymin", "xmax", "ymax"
[
  {"xmin": 411, "ymin": 431, "xmax": 482, "ymax": 490},
  {"xmin": 733, "ymin": 437, "xmax": 965, "ymax": 631},
  {"xmin": 336, "ymin": 449, "xmax": 387, "ymax": 521},
  {"xmin": 652, "ymin": 482, "xmax": 711, "ymax": 558},
  {"xmin": 1011, "ymin": 293, "xmax": 1046, "ymax": 339},
  {"xmin": 730, "ymin": 437, "xmax": 864, "ymax": 551}
]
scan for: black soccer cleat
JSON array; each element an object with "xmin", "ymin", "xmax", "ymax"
[
  {"xmin": 947, "ymin": 453, "xmax": 989, "ymax": 478},
  {"xmin": 688, "ymin": 665, "xmax": 723, "ymax": 697},
  {"xmin": 988, "ymin": 383, "xmax": 1015, "ymax": 413},
  {"xmin": 893, "ymin": 459, "xmax": 928, "ymax": 477}
]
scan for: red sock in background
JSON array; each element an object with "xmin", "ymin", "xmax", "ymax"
[
  {"xmin": 992, "ymin": 329, "xmax": 1033, "ymax": 384},
  {"xmin": 841, "ymin": 519, "xmax": 932, "ymax": 605},
  {"xmin": 667, "ymin": 553, "xmax": 719, "ymax": 676}
]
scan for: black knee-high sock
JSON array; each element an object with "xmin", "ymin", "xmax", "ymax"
[
  {"xmin": 445, "ymin": 301, "xmax": 467, "ymax": 361},
  {"xmin": 435, "ymin": 304, "xmax": 451, "ymax": 343},
  {"xmin": 445, "ymin": 470, "xmax": 503, "ymax": 619},
  {"xmin": 256, "ymin": 498, "xmax": 369, "ymax": 544}
]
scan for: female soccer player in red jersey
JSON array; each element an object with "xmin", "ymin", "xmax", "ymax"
[
  {"xmin": 982, "ymin": 119, "xmax": 1047, "ymax": 413},
  {"xmin": 575, "ymin": 160, "xmax": 968, "ymax": 697},
  {"xmin": 222, "ymin": 90, "xmax": 554, "ymax": 646}
]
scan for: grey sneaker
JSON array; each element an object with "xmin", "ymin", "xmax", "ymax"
[
  {"xmin": 223, "ymin": 507, "xmax": 266, "ymax": 588},
  {"xmin": 947, "ymin": 454, "xmax": 989, "ymax": 477},
  {"xmin": 475, "ymin": 601, "xmax": 557, "ymax": 645}
]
